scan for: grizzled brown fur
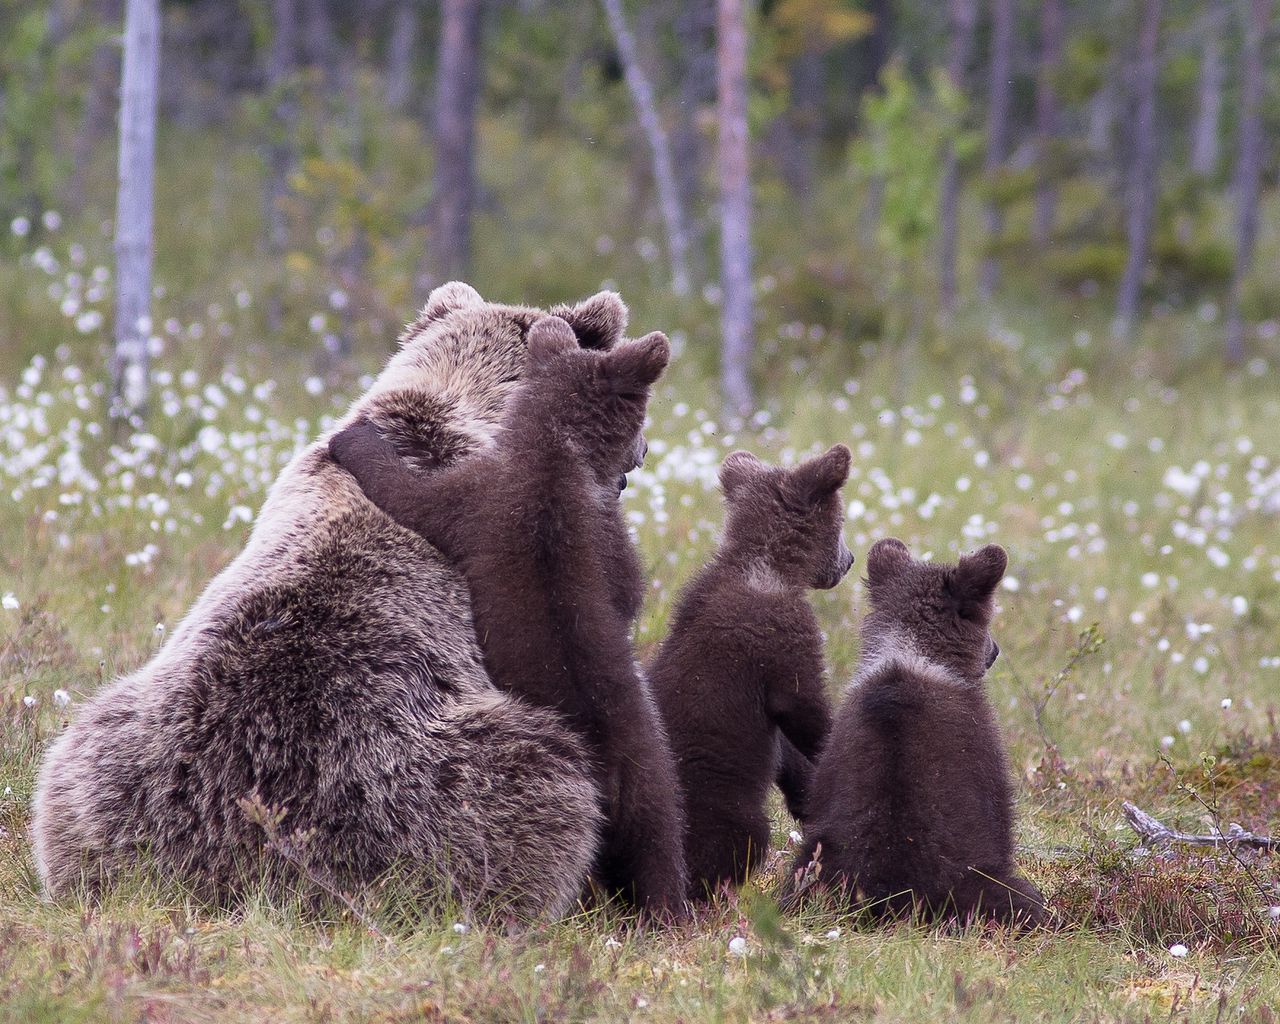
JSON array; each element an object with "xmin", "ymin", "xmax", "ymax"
[
  {"xmin": 789, "ymin": 538, "xmax": 1045, "ymax": 927},
  {"xmin": 327, "ymin": 317, "xmax": 687, "ymax": 914},
  {"xmin": 647, "ymin": 446, "xmax": 852, "ymax": 898},
  {"xmin": 32, "ymin": 283, "xmax": 647, "ymax": 921}
]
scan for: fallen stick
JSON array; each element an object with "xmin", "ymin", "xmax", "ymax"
[{"xmin": 1122, "ymin": 801, "xmax": 1277, "ymax": 852}]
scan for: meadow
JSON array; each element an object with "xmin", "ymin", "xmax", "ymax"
[{"xmin": 2, "ymin": 191, "xmax": 1280, "ymax": 1021}]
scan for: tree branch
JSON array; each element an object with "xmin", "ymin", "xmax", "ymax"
[{"xmin": 1121, "ymin": 801, "xmax": 1277, "ymax": 852}]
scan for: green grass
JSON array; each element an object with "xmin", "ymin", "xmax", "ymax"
[
  {"xmin": 3, "ymin": 317, "xmax": 1280, "ymax": 1020},
  {"xmin": 3, "ymin": 117, "xmax": 1280, "ymax": 1021}
]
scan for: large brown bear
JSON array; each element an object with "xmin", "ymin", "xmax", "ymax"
[
  {"xmin": 787, "ymin": 539, "xmax": 1044, "ymax": 928},
  {"xmin": 646, "ymin": 447, "xmax": 851, "ymax": 898},
  {"xmin": 326, "ymin": 316, "xmax": 687, "ymax": 914},
  {"xmin": 31, "ymin": 283, "xmax": 646, "ymax": 921}
]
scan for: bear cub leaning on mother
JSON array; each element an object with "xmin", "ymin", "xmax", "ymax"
[{"xmin": 328, "ymin": 314, "xmax": 687, "ymax": 916}]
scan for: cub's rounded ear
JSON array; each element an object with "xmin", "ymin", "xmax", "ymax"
[
  {"xmin": 552, "ymin": 291, "xmax": 628, "ymax": 350},
  {"xmin": 527, "ymin": 315, "xmax": 579, "ymax": 363},
  {"xmin": 420, "ymin": 281, "xmax": 483, "ymax": 324},
  {"xmin": 866, "ymin": 537, "xmax": 911, "ymax": 586},
  {"xmin": 604, "ymin": 331, "xmax": 670, "ymax": 390},
  {"xmin": 719, "ymin": 450, "xmax": 766, "ymax": 495},
  {"xmin": 790, "ymin": 444, "xmax": 851, "ymax": 503},
  {"xmin": 949, "ymin": 544, "xmax": 1008, "ymax": 615}
]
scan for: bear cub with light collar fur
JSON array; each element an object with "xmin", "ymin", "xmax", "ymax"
[
  {"xmin": 328, "ymin": 315, "xmax": 686, "ymax": 915},
  {"xmin": 789, "ymin": 538, "xmax": 1045, "ymax": 927},
  {"xmin": 647, "ymin": 446, "xmax": 853, "ymax": 898}
]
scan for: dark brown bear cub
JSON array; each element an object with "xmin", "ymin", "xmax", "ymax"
[
  {"xmin": 327, "ymin": 316, "xmax": 686, "ymax": 916},
  {"xmin": 789, "ymin": 538, "xmax": 1045, "ymax": 928},
  {"xmin": 647, "ymin": 446, "xmax": 853, "ymax": 899}
]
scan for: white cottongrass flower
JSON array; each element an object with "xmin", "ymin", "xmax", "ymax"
[
  {"xmin": 1, "ymin": 592, "xmax": 18, "ymax": 610},
  {"xmin": 1169, "ymin": 943, "xmax": 1189, "ymax": 958},
  {"xmin": 22, "ymin": 695, "xmax": 37, "ymax": 708},
  {"xmin": 53, "ymin": 689, "xmax": 71, "ymax": 708},
  {"xmin": 728, "ymin": 936, "xmax": 748, "ymax": 956},
  {"xmin": 825, "ymin": 928, "xmax": 841, "ymax": 940},
  {"xmin": 452, "ymin": 922, "xmax": 468, "ymax": 934},
  {"xmin": 1221, "ymin": 698, "xmax": 1233, "ymax": 710},
  {"xmin": 1178, "ymin": 720, "xmax": 1192, "ymax": 735}
]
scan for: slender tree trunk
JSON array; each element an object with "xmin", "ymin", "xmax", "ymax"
[
  {"xmin": 937, "ymin": 0, "xmax": 978, "ymax": 317},
  {"xmin": 111, "ymin": 0, "xmax": 160, "ymax": 422},
  {"xmin": 980, "ymin": 0, "xmax": 1014, "ymax": 299},
  {"xmin": 1191, "ymin": 0, "xmax": 1227, "ymax": 179},
  {"xmin": 717, "ymin": 0, "xmax": 754, "ymax": 414},
  {"xmin": 1114, "ymin": 0, "xmax": 1163, "ymax": 338},
  {"xmin": 600, "ymin": 0, "xmax": 692, "ymax": 296},
  {"xmin": 1086, "ymin": 78, "xmax": 1115, "ymax": 157},
  {"xmin": 419, "ymin": 0, "xmax": 484, "ymax": 295},
  {"xmin": 386, "ymin": 0, "xmax": 416, "ymax": 112},
  {"xmin": 302, "ymin": 0, "xmax": 337, "ymax": 71},
  {"xmin": 1033, "ymin": 0, "xmax": 1063, "ymax": 244},
  {"xmin": 777, "ymin": 43, "xmax": 823, "ymax": 202},
  {"xmin": 858, "ymin": 0, "xmax": 893, "ymax": 93},
  {"xmin": 1225, "ymin": 0, "xmax": 1272, "ymax": 363}
]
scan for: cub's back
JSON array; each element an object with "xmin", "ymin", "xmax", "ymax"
[{"xmin": 807, "ymin": 657, "xmax": 1013, "ymax": 889}]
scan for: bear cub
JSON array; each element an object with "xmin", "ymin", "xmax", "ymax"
[
  {"xmin": 647, "ymin": 446, "xmax": 853, "ymax": 898},
  {"xmin": 327, "ymin": 315, "xmax": 687, "ymax": 915},
  {"xmin": 789, "ymin": 538, "xmax": 1045, "ymax": 927}
]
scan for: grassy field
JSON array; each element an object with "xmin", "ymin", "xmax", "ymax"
[{"xmin": 2, "ymin": 206, "xmax": 1280, "ymax": 1021}]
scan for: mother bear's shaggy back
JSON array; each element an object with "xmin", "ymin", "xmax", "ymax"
[{"xmin": 31, "ymin": 283, "xmax": 628, "ymax": 921}]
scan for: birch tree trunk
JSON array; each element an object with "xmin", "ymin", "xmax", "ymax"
[
  {"xmin": 600, "ymin": 0, "xmax": 692, "ymax": 296},
  {"xmin": 938, "ymin": 0, "xmax": 978, "ymax": 317},
  {"xmin": 717, "ymin": 0, "xmax": 755, "ymax": 415},
  {"xmin": 1225, "ymin": 0, "xmax": 1272, "ymax": 363},
  {"xmin": 979, "ymin": 0, "xmax": 1014, "ymax": 299},
  {"xmin": 385, "ymin": 0, "xmax": 416, "ymax": 112},
  {"xmin": 419, "ymin": 0, "xmax": 484, "ymax": 295},
  {"xmin": 1114, "ymin": 0, "xmax": 1163, "ymax": 338},
  {"xmin": 1190, "ymin": 0, "xmax": 1227, "ymax": 179},
  {"xmin": 1033, "ymin": 0, "xmax": 1063, "ymax": 244},
  {"xmin": 110, "ymin": 0, "xmax": 160, "ymax": 422}
]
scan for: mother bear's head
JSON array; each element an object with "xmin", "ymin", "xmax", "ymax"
[{"xmin": 351, "ymin": 282, "xmax": 631, "ymax": 473}]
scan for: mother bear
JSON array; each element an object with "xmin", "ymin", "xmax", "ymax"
[{"xmin": 32, "ymin": 283, "xmax": 668, "ymax": 921}]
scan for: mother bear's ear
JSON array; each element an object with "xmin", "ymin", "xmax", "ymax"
[
  {"xmin": 418, "ymin": 281, "xmax": 484, "ymax": 325},
  {"xmin": 552, "ymin": 291, "xmax": 629, "ymax": 350}
]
